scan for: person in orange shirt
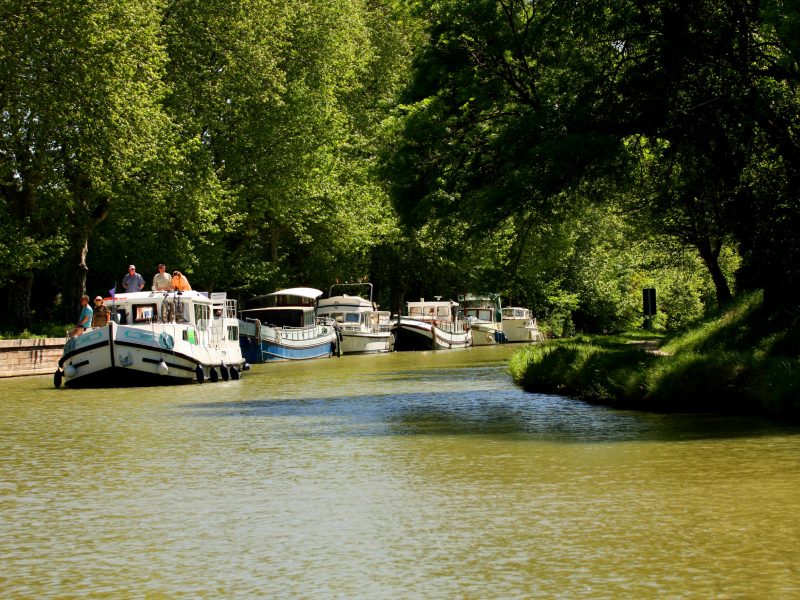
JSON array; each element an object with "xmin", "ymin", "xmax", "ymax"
[{"xmin": 171, "ymin": 270, "xmax": 192, "ymax": 291}]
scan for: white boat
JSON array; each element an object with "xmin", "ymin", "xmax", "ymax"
[
  {"xmin": 461, "ymin": 294, "xmax": 507, "ymax": 346},
  {"xmin": 392, "ymin": 297, "xmax": 472, "ymax": 351},
  {"xmin": 501, "ymin": 306, "xmax": 544, "ymax": 342},
  {"xmin": 316, "ymin": 283, "xmax": 394, "ymax": 354},
  {"xmin": 55, "ymin": 290, "xmax": 246, "ymax": 388},
  {"xmin": 238, "ymin": 287, "xmax": 339, "ymax": 363}
]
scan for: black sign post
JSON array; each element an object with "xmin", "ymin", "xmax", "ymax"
[{"xmin": 643, "ymin": 288, "xmax": 656, "ymax": 330}]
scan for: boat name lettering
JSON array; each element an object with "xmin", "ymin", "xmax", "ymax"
[{"xmin": 123, "ymin": 330, "xmax": 155, "ymax": 342}]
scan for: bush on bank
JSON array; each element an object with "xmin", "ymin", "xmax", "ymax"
[{"xmin": 508, "ymin": 291, "xmax": 800, "ymax": 419}]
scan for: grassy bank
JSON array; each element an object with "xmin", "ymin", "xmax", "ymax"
[
  {"xmin": 508, "ymin": 291, "xmax": 800, "ymax": 419},
  {"xmin": 0, "ymin": 322, "xmax": 70, "ymax": 340}
]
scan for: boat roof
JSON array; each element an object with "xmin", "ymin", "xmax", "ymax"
[
  {"xmin": 318, "ymin": 294, "xmax": 374, "ymax": 309},
  {"xmin": 107, "ymin": 290, "xmax": 211, "ymax": 303},
  {"xmin": 406, "ymin": 298, "xmax": 458, "ymax": 307},
  {"xmin": 328, "ymin": 282, "xmax": 373, "ymax": 300},
  {"xmin": 268, "ymin": 287, "xmax": 323, "ymax": 299}
]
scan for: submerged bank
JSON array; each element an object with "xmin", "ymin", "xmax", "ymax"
[{"xmin": 508, "ymin": 292, "xmax": 800, "ymax": 420}]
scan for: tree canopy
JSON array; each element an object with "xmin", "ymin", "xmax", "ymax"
[{"xmin": 1, "ymin": 0, "xmax": 797, "ymax": 333}]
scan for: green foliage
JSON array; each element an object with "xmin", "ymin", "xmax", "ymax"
[{"xmin": 0, "ymin": 322, "xmax": 71, "ymax": 340}]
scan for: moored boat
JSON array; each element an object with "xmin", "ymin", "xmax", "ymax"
[
  {"xmin": 238, "ymin": 287, "xmax": 339, "ymax": 363},
  {"xmin": 392, "ymin": 297, "xmax": 472, "ymax": 351},
  {"xmin": 501, "ymin": 306, "xmax": 544, "ymax": 342},
  {"xmin": 316, "ymin": 283, "xmax": 394, "ymax": 354},
  {"xmin": 55, "ymin": 290, "xmax": 246, "ymax": 388},
  {"xmin": 462, "ymin": 294, "xmax": 507, "ymax": 346}
]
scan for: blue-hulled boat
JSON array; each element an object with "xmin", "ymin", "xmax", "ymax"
[{"xmin": 238, "ymin": 287, "xmax": 340, "ymax": 363}]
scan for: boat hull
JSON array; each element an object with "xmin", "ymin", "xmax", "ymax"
[
  {"xmin": 239, "ymin": 321, "xmax": 339, "ymax": 363},
  {"xmin": 470, "ymin": 323, "xmax": 507, "ymax": 346},
  {"xmin": 392, "ymin": 318, "xmax": 472, "ymax": 351},
  {"xmin": 502, "ymin": 319, "xmax": 543, "ymax": 343},
  {"xmin": 340, "ymin": 331, "xmax": 394, "ymax": 354},
  {"xmin": 57, "ymin": 322, "xmax": 244, "ymax": 388}
]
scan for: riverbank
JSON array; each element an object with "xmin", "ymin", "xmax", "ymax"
[{"xmin": 508, "ymin": 291, "xmax": 800, "ymax": 420}]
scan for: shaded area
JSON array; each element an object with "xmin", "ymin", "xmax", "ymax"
[{"xmin": 184, "ymin": 388, "xmax": 799, "ymax": 444}]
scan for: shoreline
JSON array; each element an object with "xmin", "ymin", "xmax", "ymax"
[{"xmin": 0, "ymin": 338, "xmax": 65, "ymax": 378}]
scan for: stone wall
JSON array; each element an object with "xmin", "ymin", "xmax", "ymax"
[{"xmin": 0, "ymin": 338, "xmax": 66, "ymax": 377}]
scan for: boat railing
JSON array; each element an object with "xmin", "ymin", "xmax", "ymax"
[{"xmin": 277, "ymin": 323, "xmax": 334, "ymax": 342}]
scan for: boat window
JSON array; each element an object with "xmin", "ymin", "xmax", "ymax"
[
  {"xmin": 194, "ymin": 304, "xmax": 210, "ymax": 324},
  {"xmin": 134, "ymin": 304, "xmax": 158, "ymax": 323},
  {"xmin": 183, "ymin": 328, "xmax": 198, "ymax": 344},
  {"xmin": 409, "ymin": 306, "xmax": 422, "ymax": 316},
  {"xmin": 436, "ymin": 306, "xmax": 450, "ymax": 318},
  {"xmin": 114, "ymin": 309, "xmax": 127, "ymax": 324},
  {"xmin": 227, "ymin": 326, "xmax": 238, "ymax": 341},
  {"xmin": 264, "ymin": 294, "xmax": 315, "ymax": 308},
  {"xmin": 345, "ymin": 313, "xmax": 360, "ymax": 323}
]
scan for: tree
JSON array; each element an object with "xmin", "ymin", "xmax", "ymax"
[{"xmin": 0, "ymin": 0, "xmax": 174, "ymax": 325}]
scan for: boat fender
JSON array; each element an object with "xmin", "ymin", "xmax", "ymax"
[
  {"xmin": 195, "ymin": 365, "xmax": 205, "ymax": 384},
  {"xmin": 243, "ymin": 362, "xmax": 251, "ymax": 371},
  {"xmin": 53, "ymin": 369, "xmax": 63, "ymax": 388},
  {"xmin": 210, "ymin": 367, "xmax": 218, "ymax": 383},
  {"xmin": 220, "ymin": 364, "xmax": 229, "ymax": 381},
  {"xmin": 157, "ymin": 360, "xmax": 169, "ymax": 375},
  {"xmin": 275, "ymin": 330, "xmax": 281, "ymax": 343},
  {"xmin": 230, "ymin": 366, "xmax": 240, "ymax": 380},
  {"xmin": 64, "ymin": 363, "xmax": 77, "ymax": 378}
]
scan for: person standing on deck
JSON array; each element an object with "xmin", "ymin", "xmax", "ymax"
[
  {"xmin": 171, "ymin": 270, "xmax": 191, "ymax": 291},
  {"xmin": 122, "ymin": 265, "xmax": 145, "ymax": 293},
  {"xmin": 152, "ymin": 263, "xmax": 172, "ymax": 291}
]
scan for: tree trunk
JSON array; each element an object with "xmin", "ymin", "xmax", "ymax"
[{"xmin": 696, "ymin": 238, "xmax": 732, "ymax": 307}]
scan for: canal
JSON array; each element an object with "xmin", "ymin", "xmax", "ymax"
[{"xmin": 1, "ymin": 345, "xmax": 799, "ymax": 597}]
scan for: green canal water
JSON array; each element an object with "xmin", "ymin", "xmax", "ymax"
[{"xmin": 1, "ymin": 345, "xmax": 799, "ymax": 597}]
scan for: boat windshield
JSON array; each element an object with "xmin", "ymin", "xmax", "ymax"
[
  {"xmin": 465, "ymin": 308, "xmax": 493, "ymax": 321},
  {"xmin": 243, "ymin": 308, "xmax": 313, "ymax": 327}
]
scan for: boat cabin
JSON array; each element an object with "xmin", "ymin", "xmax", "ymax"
[
  {"xmin": 239, "ymin": 287, "xmax": 323, "ymax": 328},
  {"xmin": 502, "ymin": 307, "xmax": 532, "ymax": 320},
  {"xmin": 461, "ymin": 294, "xmax": 502, "ymax": 324},
  {"xmin": 108, "ymin": 291, "xmax": 217, "ymax": 326},
  {"xmin": 405, "ymin": 298, "xmax": 461, "ymax": 322}
]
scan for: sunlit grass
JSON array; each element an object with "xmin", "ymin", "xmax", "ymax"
[{"xmin": 510, "ymin": 291, "xmax": 800, "ymax": 419}]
